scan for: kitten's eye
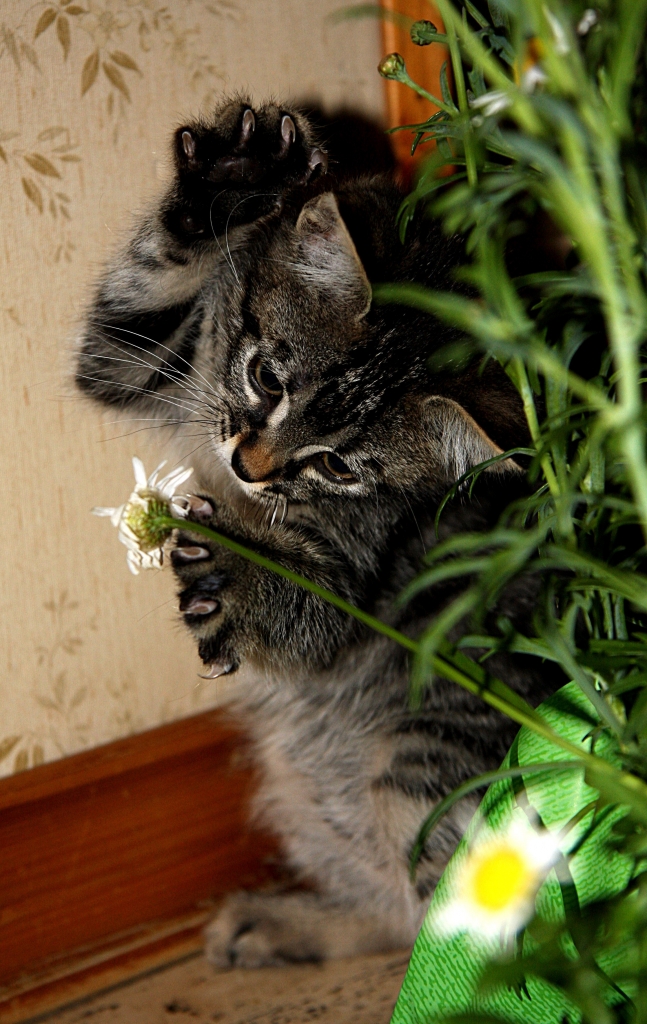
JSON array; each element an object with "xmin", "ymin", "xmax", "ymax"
[
  {"xmin": 253, "ymin": 360, "xmax": 283, "ymax": 397},
  {"xmin": 321, "ymin": 452, "xmax": 355, "ymax": 480},
  {"xmin": 180, "ymin": 212, "xmax": 203, "ymax": 234}
]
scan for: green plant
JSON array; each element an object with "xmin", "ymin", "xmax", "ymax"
[
  {"xmin": 100, "ymin": 3, "xmax": 647, "ymax": 1013},
  {"xmin": 372, "ymin": 0, "xmax": 647, "ymax": 1019}
]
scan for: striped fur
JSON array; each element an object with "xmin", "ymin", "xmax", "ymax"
[{"xmin": 77, "ymin": 98, "xmax": 557, "ymax": 966}]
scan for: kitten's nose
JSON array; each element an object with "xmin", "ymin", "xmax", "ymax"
[{"xmin": 231, "ymin": 439, "xmax": 278, "ymax": 483}]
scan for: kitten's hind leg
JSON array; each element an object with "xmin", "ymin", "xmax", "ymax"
[{"xmin": 204, "ymin": 891, "xmax": 414, "ymax": 969}]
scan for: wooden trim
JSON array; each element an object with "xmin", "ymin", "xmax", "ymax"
[
  {"xmin": 0, "ymin": 914, "xmax": 207, "ymax": 1024},
  {"xmin": 0, "ymin": 711, "xmax": 278, "ymax": 1023},
  {"xmin": 380, "ymin": 0, "xmax": 448, "ymax": 173},
  {"xmin": 0, "ymin": 709, "xmax": 237, "ymax": 813}
]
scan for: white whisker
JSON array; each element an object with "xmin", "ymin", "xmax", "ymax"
[
  {"xmin": 90, "ymin": 329, "xmax": 214, "ymax": 402},
  {"xmin": 90, "ymin": 318, "xmax": 219, "ymax": 399}
]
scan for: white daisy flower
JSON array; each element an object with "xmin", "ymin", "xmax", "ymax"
[
  {"xmin": 431, "ymin": 817, "xmax": 560, "ymax": 940},
  {"xmin": 93, "ymin": 457, "xmax": 193, "ymax": 575}
]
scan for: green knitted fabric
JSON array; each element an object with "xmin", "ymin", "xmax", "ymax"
[{"xmin": 391, "ymin": 684, "xmax": 633, "ymax": 1024}]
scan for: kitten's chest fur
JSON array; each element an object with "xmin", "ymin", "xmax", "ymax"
[{"xmin": 226, "ymin": 625, "xmax": 520, "ymax": 910}]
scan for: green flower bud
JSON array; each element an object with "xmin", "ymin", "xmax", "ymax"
[
  {"xmin": 410, "ymin": 20, "xmax": 437, "ymax": 45},
  {"xmin": 378, "ymin": 52, "xmax": 407, "ymax": 82}
]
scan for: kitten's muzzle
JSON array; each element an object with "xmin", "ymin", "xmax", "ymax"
[{"xmin": 231, "ymin": 438, "xmax": 279, "ymax": 484}]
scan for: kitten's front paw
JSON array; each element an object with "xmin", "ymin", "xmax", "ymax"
[
  {"xmin": 171, "ymin": 497, "xmax": 243, "ymax": 674},
  {"xmin": 166, "ymin": 100, "xmax": 327, "ymax": 240},
  {"xmin": 176, "ymin": 99, "xmax": 327, "ymax": 187}
]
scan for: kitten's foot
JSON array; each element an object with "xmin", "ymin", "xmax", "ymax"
[
  {"xmin": 204, "ymin": 891, "xmax": 411, "ymax": 968},
  {"xmin": 166, "ymin": 99, "xmax": 328, "ymax": 241},
  {"xmin": 205, "ymin": 892, "xmax": 299, "ymax": 969}
]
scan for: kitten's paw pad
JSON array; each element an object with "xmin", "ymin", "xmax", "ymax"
[
  {"xmin": 187, "ymin": 494, "xmax": 215, "ymax": 522},
  {"xmin": 181, "ymin": 129, "xmax": 197, "ymax": 161},
  {"xmin": 171, "ymin": 494, "xmax": 214, "ymax": 522},
  {"xmin": 280, "ymin": 114, "xmax": 296, "ymax": 151},
  {"xmin": 170, "ymin": 546, "xmax": 216, "ymax": 590},
  {"xmin": 308, "ymin": 148, "xmax": 328, "ymax": 175},
  {"xmin": 240, "ymin": 107, "xmax": 255, "ymax": 143},
  {"xmin": 182, "ymin": 596, "xmax": 219, "ymax": 617}
]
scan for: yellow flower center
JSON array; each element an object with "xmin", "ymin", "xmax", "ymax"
[{"xmin": 470, "ymin": 847, "xmax": 533, "ymax": 912}]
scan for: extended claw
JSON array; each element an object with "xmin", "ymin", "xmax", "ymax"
[
  {"xmin": 308, "ymin": 148, "xmax": 328, "ymax": 175},
  {"xmin": 199, "ymin": 661, "xmax": 235, "ymax": 679},
  {"xmin": 181, "ymin": 130, "xmax": 196, "ymax": 160},
  {"xmin": 280, "ymin": 115, "xmax": 296, "ymax": 150},
  {"xmin": 241, "ymin": 108, "xmax": 256, "ymax": 142}
]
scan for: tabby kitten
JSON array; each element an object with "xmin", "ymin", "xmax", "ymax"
[{"xmin": 77, "ymin": 98, "xmax": 555, "ymax": 966}]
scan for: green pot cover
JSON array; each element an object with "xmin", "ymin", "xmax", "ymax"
[{"xmin": 391, "ymin": 683, "xmax": 633, "ymax": 1024}]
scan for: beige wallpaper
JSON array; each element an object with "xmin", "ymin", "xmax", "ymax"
[{"xmin": 0, "ymin": 0, "xmax": 384, "ymax": 778}]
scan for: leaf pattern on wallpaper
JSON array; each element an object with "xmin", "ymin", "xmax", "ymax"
[
  {"xmin": 0, "ymin": 726, "xmax": 44, "ymax": 776},
  {"xmin": 26, "ymin": 0, "xmax": 232, "ymax": 120},
  {"xmin": 1, "ymin": 126, "xmax": 80, "ymax": 255},
  {"xmin": 0, "ymin": 0, "xmax": 253, "ymax": 776},
  {"xmin": 1, "ymin": 0, "xmax": 237, "ymax": 254},
  {"xmin": 0, "ymin": 22, "xmax": 40, "ymax": 72},
  {"xmin": 27, "ymin": 590, "xmax": 98, "ymax": 762}
]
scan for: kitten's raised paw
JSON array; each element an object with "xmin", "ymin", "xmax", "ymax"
[
  {"xmin": 174, "ymin": 100, "xmax": 327, "ymax": 190},
  {"xmin": 165, "ymin": 99, "xmax": 328, "ymax": 243}
]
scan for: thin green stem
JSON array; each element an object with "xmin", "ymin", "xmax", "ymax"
[
  {"xmin": 444, "ymin": 6, "xmax": 477, "ymax": 186},
  {"xmin": 158, "ymin": 514, "xmax": 647, "ymax": 816},
  {"xmin": 400, "ymin": 71, "xmax": 455, "ymax": 116},
  {"xmin": 511, "ymin": 358, "xmax": 561, "ymax": 500}
]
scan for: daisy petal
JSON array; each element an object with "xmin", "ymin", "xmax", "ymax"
[
  {"xmin": 146, "ymin": 460, "xmax": 168, "ymax": 491},
  {"xmin": 132, "ymin": 456, "xmax": 149, "ymax": 491},
  {"xmin": 158, "ymin": 465, "xmax": 194, "ymax": 497}
]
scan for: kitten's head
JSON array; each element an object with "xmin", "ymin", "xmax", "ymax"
[
  {"xmin": 184, "ymin": 191, "xmax": 522, "ymax": 515},
  {"xmin": 78, "ymin": 189, "xmax": 524, "ymax": 519}
]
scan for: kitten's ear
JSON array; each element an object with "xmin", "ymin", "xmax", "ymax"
[
  {"xmin": 295, "ymin": 192, "xmax": 371, "ymax": 319},
  {"xmin": 424, "ymin": 396, "xmax": 521, "ymax": 481}
]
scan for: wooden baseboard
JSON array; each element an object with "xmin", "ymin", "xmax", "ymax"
[{"xmin": 0, "ymin": 711, "xmax": 278, "ymax": 1024}]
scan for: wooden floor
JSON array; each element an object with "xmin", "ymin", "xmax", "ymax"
[{"xmin": 45, "ymin": 951, "xmax": 410, "ymax": 1024}]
